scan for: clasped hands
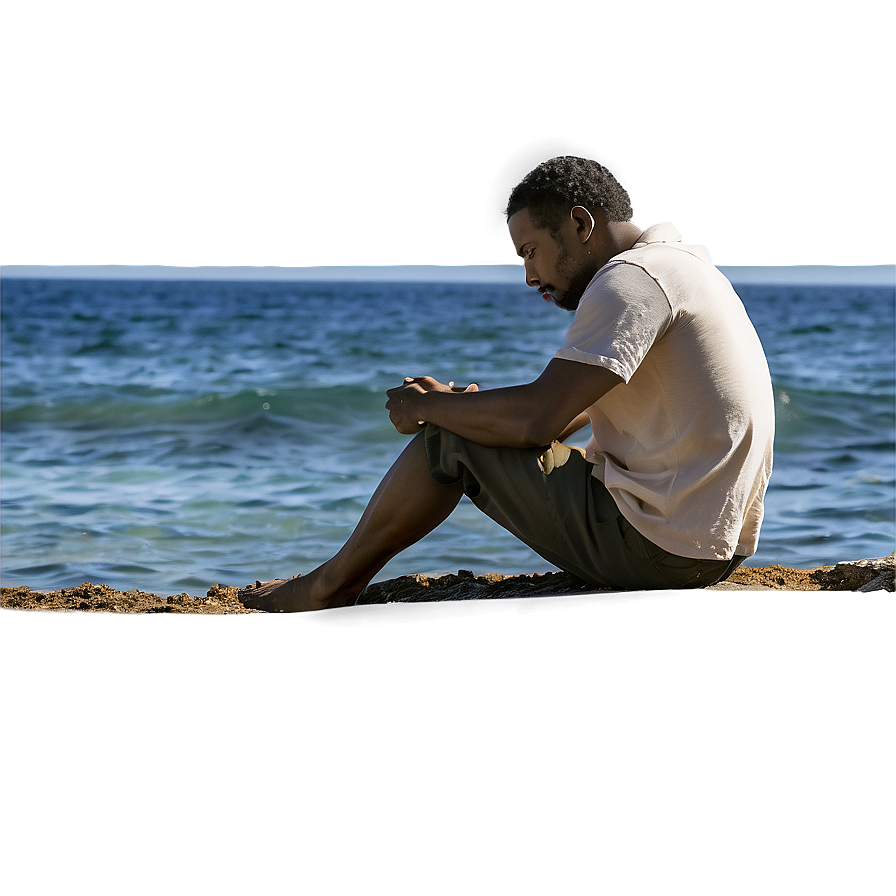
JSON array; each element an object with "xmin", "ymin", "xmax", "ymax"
[{"xmin": 385, "ymin": 376, "xmax": 479, "ymax": 434}]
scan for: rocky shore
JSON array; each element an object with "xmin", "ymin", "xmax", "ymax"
[{"xmin": 1, "ymin": 555, "xmax": 892, "ymax": 614}]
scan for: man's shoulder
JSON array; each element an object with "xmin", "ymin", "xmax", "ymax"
[
  {"xmin": 596, "ymin": 232, "xmax": 724, "ymax": 303},
  {"xmin": 577, "ymin": 258, "xmax": 674, "ymax": 326},
  {"xmin": 588, "ymin": 253, "xmax": 668, "ymax": 300},
  {"xmin": 617, "ymin": 242, "xmax": 713, "ymax": 272}
]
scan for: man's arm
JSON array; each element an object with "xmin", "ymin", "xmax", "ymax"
[
  {"xmin": 385, "ymin": 358, "xmax": 622, "ymax": 448},
  {"xmin": 556, "ymin": 411, "xmax": 592, "ymax": 443}
]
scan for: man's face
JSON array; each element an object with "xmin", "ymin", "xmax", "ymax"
[{"xmin": 507, "ymin": 208, "xmax": 596, "ymax": 311}]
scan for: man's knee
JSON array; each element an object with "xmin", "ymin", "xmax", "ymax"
[{"xmin": 423, "ymin": 424, "xmax": 483, "ymax": 494}]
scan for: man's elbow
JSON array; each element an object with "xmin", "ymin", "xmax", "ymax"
[{"xmin": 519, "ymin": 413, "xmax": 566, "ymax": 448}]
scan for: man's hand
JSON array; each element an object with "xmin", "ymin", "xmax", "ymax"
[
  {"xmin": 401, "ymin": 376, "xmax": 479, "ymax": 394},
  {"xmin": 385, "ymin": 377, "xmax": 479, "ymax": 434}
]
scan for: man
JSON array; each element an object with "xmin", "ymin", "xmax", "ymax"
[{"xmin": 239, "ymin": 156, "xmax": 775, "ymax": 612}]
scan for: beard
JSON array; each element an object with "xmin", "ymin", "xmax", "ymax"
[{"xmin": 549, "ymin": 240, "xmax": 597, "ymax": 311}]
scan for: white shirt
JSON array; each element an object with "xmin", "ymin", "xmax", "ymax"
[{"xmin": 554, "ymin": 223, "xmax": 775, "ymax": 560}]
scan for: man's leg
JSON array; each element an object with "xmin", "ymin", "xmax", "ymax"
[
  {"xmin": 239, "ymin": 432, "xmax": 464, "ymax": 612},
  {"xmin": 425, "ymin": 426, "xmax": 737, "ymax": 590}
]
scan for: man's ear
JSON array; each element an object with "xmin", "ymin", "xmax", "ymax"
[{"xmin": 570, "ymin": 206, "xmax": 596, "ymax": 244}]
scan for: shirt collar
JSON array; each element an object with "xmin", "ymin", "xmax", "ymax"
[{"xmin": 632, "ymin": 223, "xmax": 682, "ymax": 248}]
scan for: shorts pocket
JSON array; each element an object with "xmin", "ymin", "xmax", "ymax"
[{"xmin": 616, "ymin": 516, "xmax": 722, "ymax": 588}]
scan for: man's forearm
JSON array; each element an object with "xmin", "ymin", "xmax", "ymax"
[
  {"xmin": 386, "ymin": 360, "xmax": 621, "ymax": 448},
  {"xmin": 410, "ymin": 385, "xmax": 565, "ymax": 448}
]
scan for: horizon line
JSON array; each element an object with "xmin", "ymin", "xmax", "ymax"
[{"xmin": 2, "ymin": 262, "xmax": 894, "ymax": 287}]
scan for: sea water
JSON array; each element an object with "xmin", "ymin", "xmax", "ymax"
[{"xmin": 1, "ymin": 275, "xmax": 893, "ymax": 593}]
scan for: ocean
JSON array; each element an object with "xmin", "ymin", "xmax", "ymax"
[{"xmin": 1, "ymin": 274, "xmax": 894, "ymax": 594}]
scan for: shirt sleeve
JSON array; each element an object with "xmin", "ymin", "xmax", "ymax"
[{"xmin": 554, "ymin": 261, "xmax": 673, "ymax": 383}]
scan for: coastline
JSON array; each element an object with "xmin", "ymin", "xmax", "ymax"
[{"xmin": 2, "ymin": 555, "xmax": 892, "ymax": 613}]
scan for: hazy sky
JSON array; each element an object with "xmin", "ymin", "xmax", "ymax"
[{"xmin": 2, "ymin": 1, "xmax": 892, "ymax": 268}]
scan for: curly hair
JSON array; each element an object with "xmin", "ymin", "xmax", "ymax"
[{"xmin": 505, "ymin": 156, "xmax": 633, "ymax": 231}]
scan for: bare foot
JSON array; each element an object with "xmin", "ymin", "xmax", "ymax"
[{"xmin": 237, "ymin": 571, "xmax": 357, "ymax": 613}]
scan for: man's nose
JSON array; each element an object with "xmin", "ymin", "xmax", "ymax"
[{"xmin": 524, "ymin": 263, "xmax": 540, "ymax": 288}]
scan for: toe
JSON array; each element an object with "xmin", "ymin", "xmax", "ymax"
[{"xmin": 237, "ymin": 578, "xmax": 291, "ymax": 608}]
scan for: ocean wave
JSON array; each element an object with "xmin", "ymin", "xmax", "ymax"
[{"xmin": 1, "ymin": 384, "xmax": 389, "ymax": 430}]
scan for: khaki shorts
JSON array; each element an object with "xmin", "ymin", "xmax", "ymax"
[{"xmin": 423, "ymin": 425, "xmax": 743, "ymax": 590}]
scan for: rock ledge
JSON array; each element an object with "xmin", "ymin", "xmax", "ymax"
[{"xmin": 1, "ymin": 555, "xmax": 891, "ymax": 614}]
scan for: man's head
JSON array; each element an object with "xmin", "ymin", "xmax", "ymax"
[
  {"xmin": 505, "ymin": 156, "xmax": 636, "ymax": 310},
  {"xmin": 505, "ymin": 156, "xmax": 633, "ymax": 233}
]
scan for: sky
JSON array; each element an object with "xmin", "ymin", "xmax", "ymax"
[{"xmin": 2, "ymin": 1, "xmax": 892, "ymax": 269}]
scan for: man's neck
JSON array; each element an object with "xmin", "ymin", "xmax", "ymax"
[
  {"xmin": 606, "ymin": 221, "xmax": 643, "ymax": 258},
  {"xmin": 588, "ymin": 220, "xmax": 643, "ymax": 274}
]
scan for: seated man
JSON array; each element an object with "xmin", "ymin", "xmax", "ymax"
[{"xmin": 239, "ymin": 156, "xmax": 775, "ymax": 612}]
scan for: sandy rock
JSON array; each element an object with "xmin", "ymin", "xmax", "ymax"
[
  {"xmin": 0, "ymin": 581, "xmax": 255, "ymax": 614},
  {"xmin": 721, "ymin": 553, "xmax": 894, "ymax": 592}
]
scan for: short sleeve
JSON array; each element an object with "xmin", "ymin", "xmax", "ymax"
[{"xmin": 554, "ymin": 261, "xmax": 673, "ymax": 383}]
